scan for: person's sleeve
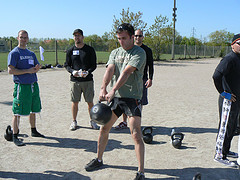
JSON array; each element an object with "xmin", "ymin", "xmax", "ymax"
[
  {"xmin": 212, "ymin": 58, "xmax": 233, "ymax": 94},
  {"xmin": 129, "ymin": 49, "xmax": 146, "ymax": 70},
  {"xmin": 64, "ymin": 49, "xmax": 74, "ymax": 74},
  {"xmin": 87, "ymin": 48, "xmax": 97, "ymax": 73},
  {"xmin": 148, "ymin": 48, "xmax": 154, "ymax": 80},
  {"xmin": 8, "ymin": 52, "xmax": 18, "ymax": 67}
]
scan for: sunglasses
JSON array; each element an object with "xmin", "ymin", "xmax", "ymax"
[
  {"xmin": 117, "ymin": 25, "xmax": 131, "ymax": 32},
  {"xmin": 135, "ymin": 35, "xmax": 143, "ymax": 38},
  {"xmin": 236, "ymin": 41, "xmax": 240, "ymax": 46}
]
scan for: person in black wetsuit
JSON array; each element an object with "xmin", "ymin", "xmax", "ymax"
[
  {"xmin": 212, "ymin": 33, "xmax": 240, "ymax": 167},
  {"xmin": 64, "ymin": 29, "xmax": 100, "ymax": 130}
]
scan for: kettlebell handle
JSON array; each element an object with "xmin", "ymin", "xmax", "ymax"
[
  {"xmin": 171, "ymin": 132, "xmax": 184, "ymax": 140},
  {"xmin": 142, "ymin": 127, "xmax": 153, "ymax": 136},
  {"xmin": 98, "ymin": 100, "xmax": 112, "ymax": 107},
  {"xmin": 6, "ymin": 125, "xmax": 11, "ymax": 134}
]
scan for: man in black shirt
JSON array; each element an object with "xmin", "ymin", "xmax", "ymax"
[
  {"xmin": 212, "ymin": 33, "xmax": 240, "ymax": 167},
  {"xmin": 114, "ymin": 29, "xmax": 154, "ymax": 130},
  {"xmin": 64, "ymin": 29, "xmax": 99, "ymax": 130}
]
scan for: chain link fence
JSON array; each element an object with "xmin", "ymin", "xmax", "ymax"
[{"xmin": 0, "ymin": 39, "xmax": 231, "ymax": 71}]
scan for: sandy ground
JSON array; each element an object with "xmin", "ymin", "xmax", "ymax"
[{"xmin": 0, "ymin": 58, "xmax": 240, "ymax": 180}]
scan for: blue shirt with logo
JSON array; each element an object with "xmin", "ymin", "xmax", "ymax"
[{"xmin": 8, "ymin": 47, "xmax": 39, "ymax": 84}]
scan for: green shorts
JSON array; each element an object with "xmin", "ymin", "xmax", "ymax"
[
  {"xmin": 12, "ymin": 82, "xmax": 42, "ymax": 116},
  {"xmin": 71, "ymin": 81, "xmax": 94, "ymax": 102}
]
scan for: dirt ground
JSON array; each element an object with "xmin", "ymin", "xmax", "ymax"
[{"xmin": 0, "ymin": 58, "xmax": 240, "ymax": 180}]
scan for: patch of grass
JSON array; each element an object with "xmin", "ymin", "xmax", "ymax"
[{"xmin": 0, "ymin": 51, "xmax": 110, "ymax": 71}]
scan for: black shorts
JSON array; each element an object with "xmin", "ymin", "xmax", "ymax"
[{"xmin": 110, "ymin": 97, "xmax": 142, "ymax": 118}]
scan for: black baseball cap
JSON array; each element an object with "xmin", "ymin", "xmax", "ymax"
[{"xmin": 73, "ymin": 29, "xmax": 83, "ymax": 35}]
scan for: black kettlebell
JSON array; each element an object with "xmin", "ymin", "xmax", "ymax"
[
  {"xmin": 4, "ymin": 125, "xmax": 13, "ymax": 141},
  {"xmin": 90, "ymin": 101, "xmax": 112, "ymax": 125},
  {"xmin": 192, "ymin": 173, "xmax": 201, "ymax": 180},
  {"xmin": 171, "ymin": 132, "xmax": 184, "ymax": 149},
  {"xmin": 142, "ymin": 127, "xmax": 153, "ymax": 144}
]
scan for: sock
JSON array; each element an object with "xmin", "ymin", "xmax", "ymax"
[
  {"xmin": 31, "ymin": 128, "xmax": 37, "ymax": 133},
  {"xmin": 13, "ymin": 134, "xmax": 18, "ymax": 139}
]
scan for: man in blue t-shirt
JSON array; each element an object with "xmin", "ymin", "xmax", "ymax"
[{"xmin": 7, "ymin": 30, "xmax": 45, "ymax": 146}]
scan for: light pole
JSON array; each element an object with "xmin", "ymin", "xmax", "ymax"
[{"xmin": 172, "ymin": 0, "xmax": 177, "ymax": 60}]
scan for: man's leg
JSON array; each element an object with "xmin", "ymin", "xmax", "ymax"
[
  {"xmin": 12, "ymin": 115, "xmax": 20, "ymax": 134},
  {"xmin": 72, "ymin": 101, "xmax": 79, "ymax": 121},
  {"xmin": 122, "ymin": 113, "xmax": 127, "ymax": 123},
  {"xmin": 128, "ymin": 116, "xmax": 145, "ymax": 173},
  {"xmin": 29, "ymin": 113, "xmax": 45, "ymax": 137},
  {"xmin": 85, "ymin": 113, "xmax": 118, "ymax": 171},
  {"xmin": 29, "ymin": 113, "xmax": 36, "ymax": 128},
  {"xmin": 69, "ymin": 101, "xmax": 79, "ymax": 130},
  {"xmin": 88, "ymin": 102, "xmax": 100, "ymax": 130},
  {"xmin": 97, "ymin": 113, "xmax": 118, "ymax": 160},
  {"xmin": 87, "ymin": 102, "xmax": 94, "ymax": 115},
  {"xmin": 12, "ymin": 115, "xmax": 25, "ymax": 146}
]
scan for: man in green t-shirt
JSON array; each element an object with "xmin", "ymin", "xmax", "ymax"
[{"xmin": 85, "ymin": 23, "xmax": 146, "ymax": 180}]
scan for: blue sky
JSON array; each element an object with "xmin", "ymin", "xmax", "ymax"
[{"xmin": 0, "ymin": 0, "xmax": 238, "ymax": 40}]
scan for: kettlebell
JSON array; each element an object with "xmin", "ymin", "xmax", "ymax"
[
  {"xmin": 4, "ymin": 125, "xmax": 13, "ymax": 141},
  {"xmin": 142, "ymin": 127, "xmax": 153, "ymax": 144},
  {"xmin": 90, "ymin": 101, "xmax": 112, "ymax": 125},
  {"xmin": 192, "ymin": 173, "xmax": 201, "ymax": 180},
  {"xmin": 171, "ymin": 132, "xmax": 184, "ymax": 149}
]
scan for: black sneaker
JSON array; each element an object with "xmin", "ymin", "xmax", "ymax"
[
  {"xmin": 227, "ymin": 151, "xmax": 238, "ymax": 158},
  {"xmin": 85, "ymin": 158, "xmax": 103, "ymax": 171},
  {"xmin": 32, "ymin": 131, "xmax": 45, "ymax": 138},
  {"xmin": 134, "ymin": 172, "xmax": 145, "ymax": 180},
  {"xmin": 13, "ymin": 136, "xmax": 25, "ymax": 146}
]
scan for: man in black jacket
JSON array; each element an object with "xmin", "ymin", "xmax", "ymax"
[
  {"xmin": 64, "ymin": 29, "xmax": 99, "ymax": 130},
  {"xmin": 212, "ymin": 33, "xmax": 240, "ymax": 167}
]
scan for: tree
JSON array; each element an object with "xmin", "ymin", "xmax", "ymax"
[
  {"xmin": 109, "ymin": 7, "xmax": 147, "ymax": 49},
  {"xmin": 84, "ymin": 34, "xmax": 108, "ymax": 51},
  {"xmin": 144, "ymin": 15, "xmax": 172, "ymax": 60},
  {"xmin": 208, "ymin": 30, "xmax": 234, "ymax": 46}
]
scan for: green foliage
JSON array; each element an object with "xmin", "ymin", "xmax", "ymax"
[
  {"xmin": 84, "ymin": 34, "xmax": 108, "ymax": 51},
  {"xmin": 109, "ymin": 7, "xmax": 147, "ymax": 51},
  {"xmin": 144, "ymin": 15, "xmax": 172, "ymax": 60},
  {"xmin": 208, "ymin": 30, "xmax": 234, "ymax": 46},
  {"xmin": 180, "ymin": 36, "xmax": 202, "ymax": 46}
]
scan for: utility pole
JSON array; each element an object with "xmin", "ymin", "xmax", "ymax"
[{"xmin": 171, "ymin": 0, "xmax": 177, "ymax": 60}]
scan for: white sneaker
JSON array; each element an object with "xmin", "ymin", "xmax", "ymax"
[
  {"xmin": 70, "ymin": 120, "xmax": 77, "ymax": 130},
  {"xmin": 90, "ymin": 120, "xmax": 100, "ymax": 130},
  {"xmin": 214, "ymin": 156, "xmax": 236, "ymax": 167}
]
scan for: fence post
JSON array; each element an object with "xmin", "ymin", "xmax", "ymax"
[
  {"xmin": 203, "ymin": 45, "xmax": 205, "ymax": 57},
  {"xmin": 10, "ymin": 40, "xmax": 12, "ymax": 51},
  {"xmin": 195, "ymin": 45, "xmax": 197, "ymax": 58},
  {"xmin": 55, "ymin": 40, "xmax": 58, "ymax": 65},
  {"xmin": 184, "ymin": 44, "xmax": 186, "ymax": 59},
  {"xmin": 212, "ymin": 46, "xmax": 215, "ymax": 57}
]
